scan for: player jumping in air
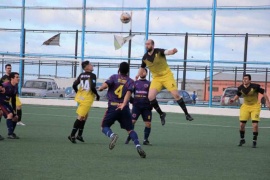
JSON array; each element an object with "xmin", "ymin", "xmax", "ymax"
[
  {"xmin": 98, "ymin": 62, "xmax": 146, "ymax": 158},
  {"xmin": 125, "ymin": 68, "xmax": 152, "ymax": 145},
  {"xmin": 68, "ymin": 61, "xmax": 100, "ymax": 143},
  {"xmin": 230, "ymin": 74, "xmax": 270, "ymax": 148},
  {"xmin": 0, "ymin": 72, "xmax": 20, "ymax": 139},
  {"xmin": 136, "ymin": 39, "xmax": 193, "ymax": 125},
  {"xmin": 1, "ymin": 64, "xmax": 25, "ymax": 126}
]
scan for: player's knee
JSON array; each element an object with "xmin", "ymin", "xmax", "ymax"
[
  {"xmin": 145, "ymin": 122, "xmax": 151, "ymax": 128},
  {"xmin": 7, "ymin": 113, "xmax": 13, "ymax": 119},
  {"xmin": 148, "ymin": 94, "xmax": 155, "ymax": 101},
  {"xmin": 132, "ymin": 120, "xmax": 136, "ymax": 125},
  {"xmin": 16, "ymin": 106, "xmax": 22, "ymax": 110}
]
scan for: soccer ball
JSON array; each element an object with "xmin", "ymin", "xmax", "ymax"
[{"xmin": 120, "ymin": 12, "xmax": 131, "ymax": 24}]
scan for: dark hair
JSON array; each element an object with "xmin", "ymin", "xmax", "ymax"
[
  {"xmin": 5, "ymin": 64, "xmax": 11, "ymax": 68},
  {"xmin": 10, "ymin": 72, "xmax": 19, "ymax": 79},
  {"xmin": 119, "ymin": 62, "xmax": 129, "ymax": 75},
  {"xmin": 243, "ymin": 74, "xmax": 251, "ymax": 80},
  {"xmin": 82, "ymin": 61, "xmax": 90, "ymax": 69}
]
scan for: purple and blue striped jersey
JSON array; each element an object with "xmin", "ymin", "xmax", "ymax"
[
  {"xmin": 0, "ymin": 82, "xmax": 18, "ymax": 102},
  {"xmin": 105, "ymin": 74, "xmax": 134, "ymax": 105},
  {"xmin": 133, "ymin": 79, "xmax": 151, "ymax": 108}
]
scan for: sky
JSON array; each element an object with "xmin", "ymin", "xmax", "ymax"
[{"xmin": 0, "ymin": 0, "xmax": 270, "ymax": 80}]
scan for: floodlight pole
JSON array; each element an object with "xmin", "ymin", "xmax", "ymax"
[
  {"xmin": 243, "ymin": 33, "xmax": 248, "ymax": 75},
  {"xmin": 127, "ymin": 11, "xmax": 132, "ymax": 73},
  {"xmin": 145, "ymin": 0, "xmax": 150, "ymax": 41},
  {"xmin": 209, "ymin": 0, "xmax": 217, "ymax": 107},
  {"xmin": 182, "ymin": 32, "xmax": 188, "ymax": 90},
  {"xmin": 19, "ymin": 0, "xmax": 26, "ymax": 95},
  {"xmin": 81, "ymin": 0, "xmax": 87, "ymax": 70},
  {"xmin": 74, "ymin": 30, "xmax": 78, "ymax": 77}
]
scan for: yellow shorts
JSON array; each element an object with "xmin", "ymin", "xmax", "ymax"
[
  {"xmin": 150, "ymin": 73, "xmax": 177, "ymax": 92},
  {"xmin": 75, "ymin": 92, "xmax": 94, "ymax": 117},
  {"xmin": 240, "ymin": 103, "xmax": 261, "ymax": 121},
  {"xmin": 16, "ymin": 96, "xmax": 22, "ymax": 107}
]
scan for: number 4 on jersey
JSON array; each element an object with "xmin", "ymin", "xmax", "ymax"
[
  {"xmin": 80, "ymin": 80, "xmax": 90, "ymax": 90},
  {"xmin": 114, "ymin": 85, "xmax": 124, "ymax": 98}
]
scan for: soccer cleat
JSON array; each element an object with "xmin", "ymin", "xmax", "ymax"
[
  {"xmin": 186, "ymin": 114, "xmax": 194, "ymax": 121},
  {"xmin": 0, "ymin": 135, "xmax": 4, "ymax": 141},
  {"xmin": 136, "ymin": 146, "xmax": 146, "ymax": 158},
  {"xmin": 7, "ymin": 134, "xmax": 19, "ymax": 139},
  {"xmin": 17, "ymin": 121, "xmax": 26, "ymax": 126},
  {"xmin": 76, "ymin": 136, "xmax": 85, "ymax": 142},
  {"xmin": 238, "ymin": 139, "xmax": 246, "ymax": 146},
  {"xmin": 109, "ymin": 134, "xmax": 119, "ymax": 150},
  {"xmin": 160, "ymin": 113, "xmax": 166, "ymax": 126},
  {"xmin": 68, "ymin": 136, "xmax": 76, "ymax": 144},
  {"xmin": 252, "ymin": 141, "xmax": 257, "ymax": 148},
  {"xmin": 125, "ymin": 135, "xmax": 131, "ymax": 144},
  {"xmin": 143, "ymin": 140, "xmax": 152, "ymax": 146}
]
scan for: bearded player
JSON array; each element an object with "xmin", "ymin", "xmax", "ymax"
[
  {"xmin": 136, "ymin": 39, "xmax": 193, "ymax": 125},
  {"xmin": 68, "ymin": 61, "xmax": 100, "ymax": 143},
  {"xmin": 230, "ymin": 74, "xmax": 270, "ymax": 148},
  {"xmin": 98, "ymin": 62, "xmax": 146, "ymax": 158},
  {"xmin": 125, "ymin": 68, "xmax": 152, "ymax": 145}
]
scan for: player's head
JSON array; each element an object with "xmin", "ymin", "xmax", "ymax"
[
  {"xmin": 243, "ymin": 74, "xmax": 251, "ymax": 85},
  {"xmin": 119, "ymin": 62, "xmax": 129, "ymax": 75},
  {"xmin": 5, "ymin": 64, "xmax": 12, "ymax": 75},
  {"xmin": 145, "ymin": 39, "xmax": 155, "ymax": 52},
  {"xmin": 10, "ymin": 72, "xmax": 19, "ymax": 85},
  {"xmin": 140, "ymin": 68, "xmax": 148, "ymax": 79},
  {"xmin": 82, "ymin": 61, "xmax": 93, "ymax": 72}
]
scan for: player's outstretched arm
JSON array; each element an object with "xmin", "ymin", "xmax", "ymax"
[
  {"xmin": 136, "ymin": 67, "xmax": 145, "ymax": 80},
  {"xmin": 164, "ymin": 48, "xmax": 178, "ymax": 55},
  {"xmin": 98, "ymin": 83, "xmax": 108, "ymax": 91},
  {"xmin": 230, "ymin": 95, "xmax": 240, "ymax": 104},
  {"xmin": 263, "ymin": 93, "xmax": 270, "ymax": 110},
  {"xmin": 116, "ymin": 91, "xmax": 132, "ymax": 110}
]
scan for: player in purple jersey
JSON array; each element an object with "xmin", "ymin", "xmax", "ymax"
[
  {"xmin": 125, "ymin": 68, "xmax": 153, "ymax": 145},
  {"xmin": 98, "ymin": 62, "xmax": 146, "ymax": 158},
  {"xmin": 0, "ymin": 82, "xmax": 4, "ymax": 140},
  {"xmin": 0, "ymin": 72, "xmax": 20, "ymax": 139}
]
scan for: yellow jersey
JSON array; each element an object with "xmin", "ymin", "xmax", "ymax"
[
  {"xmin": 141, "ymin": 48, "xmax": 172, "ymax": 78},
  {"xmin": 237, "ymin": 83, "xmax": 264, "ymax": 105}
]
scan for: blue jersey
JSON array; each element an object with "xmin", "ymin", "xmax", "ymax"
[
  {"xmin": 0, "ymin": 82, "xmax": 18, "ymax": 103},
  {"xmin": 133, "ymin": 79, "xmax": 151, "ymax": 108},
  {"xmin": 105, "ymin": 74, "xmax": 134, "ymax": 106}
]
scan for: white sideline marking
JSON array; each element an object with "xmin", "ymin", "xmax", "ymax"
[{"xmin": 23, "ymin": 113, "xmax": 270, "ymax": 129}]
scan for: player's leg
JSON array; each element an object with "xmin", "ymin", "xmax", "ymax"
[
  {"xmin": 148, "ymin": 78, "xmax": 166, "ymax": 125},
  {"xmin": 163, "ymin": 76, "xmax": 193, "ymax": 121},
  {"xmin": 101, "ymin": 106, "xmax": 119, "ymax": 150},
  {"xmin": 1, "ymin": 104, "xmax": 19, "ymax": 139},
  {"xmin": 142, "ymin": 108, "xmax": 152, "ymax": 145},
  {"xmin": 68, "ymin": 103, "xmax": 90, "ymax": 143},
  {"xmin": 251, "ymin": 105, "xmax": 260, "ymax": 148},
  {"xmin": 16, "ymin": 97, "xmax": 25, "ymax": 126},
  {"xmin": 121, "ymin": 107, "xmax": 146, "ymax": 158},
  {"xmin": 125, "ymin": 106, "xmax": 140, "ymax": 144},
  {"xmin": 0, "ymin": 109, "xmax": 4, "ymax": 140},
  {"xmin": 238, "ymin": 104, "xmax": 249, "ymax": 146},
  {"xmin": 76, "ymin": 114, "xmax": 87, "ymax": 142}
]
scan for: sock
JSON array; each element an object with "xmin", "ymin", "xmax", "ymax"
[
  {"xmin": 102, "ymin": 127, "xmax": 113, "ymax": 138},
  {"xmin": 253, "ymin": 132, "xmax": 258, "ymax": 141},
  {"xmin": 6, "ymin": 119, "xmax": 13, "ymax": 135},
  {"xmin": 150, "ymin": 99, "xmax": 163, "ymax": 116},
  {"xmin": 70, "ymin": 119, "xmax": 80, "ymax": 137},
  {"xmin": 12, "ymin": 121, "xmax": 17, "ymax": 132},
  {"xmin": 78, "ymin": 121, "xmax": 86, "ymax": 137},
  {"xmin": 240, "ymin": 130, "xmax": 245, "ymax": 139},
  {"xmin": 17, "ymin": 109, "xmax": 22, "ymax": 122},
  {"xmin": 177, "ymin": 98, "xmax": 189, "ymax": 115},
  {"xmin": 129, "ymin": 130, "xmax": 140, "ymax": 147},
  {"xmin": 144, "ymin": 127, "xmax": 151, "ymax": 141}
]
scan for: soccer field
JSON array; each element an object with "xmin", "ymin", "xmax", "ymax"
[{"xmin": 0, "ymin": 105, "xmax": 270, "ymax": 180}]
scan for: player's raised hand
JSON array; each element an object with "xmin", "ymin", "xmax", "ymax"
[
  {"xmin": 135, "ymin": 75, "xmax": 140, "ymax": 80},
  {"xmin": 229, "ymin": 98, "xmax": 235, "ymax": 104},
  {"xmin": 172, "ymin": 48, "xmax": 178, "ymax": 54}
]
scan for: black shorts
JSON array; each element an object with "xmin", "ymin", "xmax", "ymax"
[
  {"xmin": 101, "ymin": 105, "xmax": 133, "ymax": 131},
  {"xmin": 131, "ymin": 106, "xmax": 152, "ymax": 122},
  {"xmin": 0, "ymin": 102, "xmax": 14, "ymax": 118}
]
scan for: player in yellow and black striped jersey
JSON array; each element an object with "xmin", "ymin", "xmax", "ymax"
[
  {"xmin": 68, "ymin": 61, "xmax": 100, "ymax": 143},
  {"xmin": 231, "ymin": 74, "xmax": 270, "ymax": 148},
  {"xmin": 136, "ymin": 39, "xmax": 193, "ymax": 126}
]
